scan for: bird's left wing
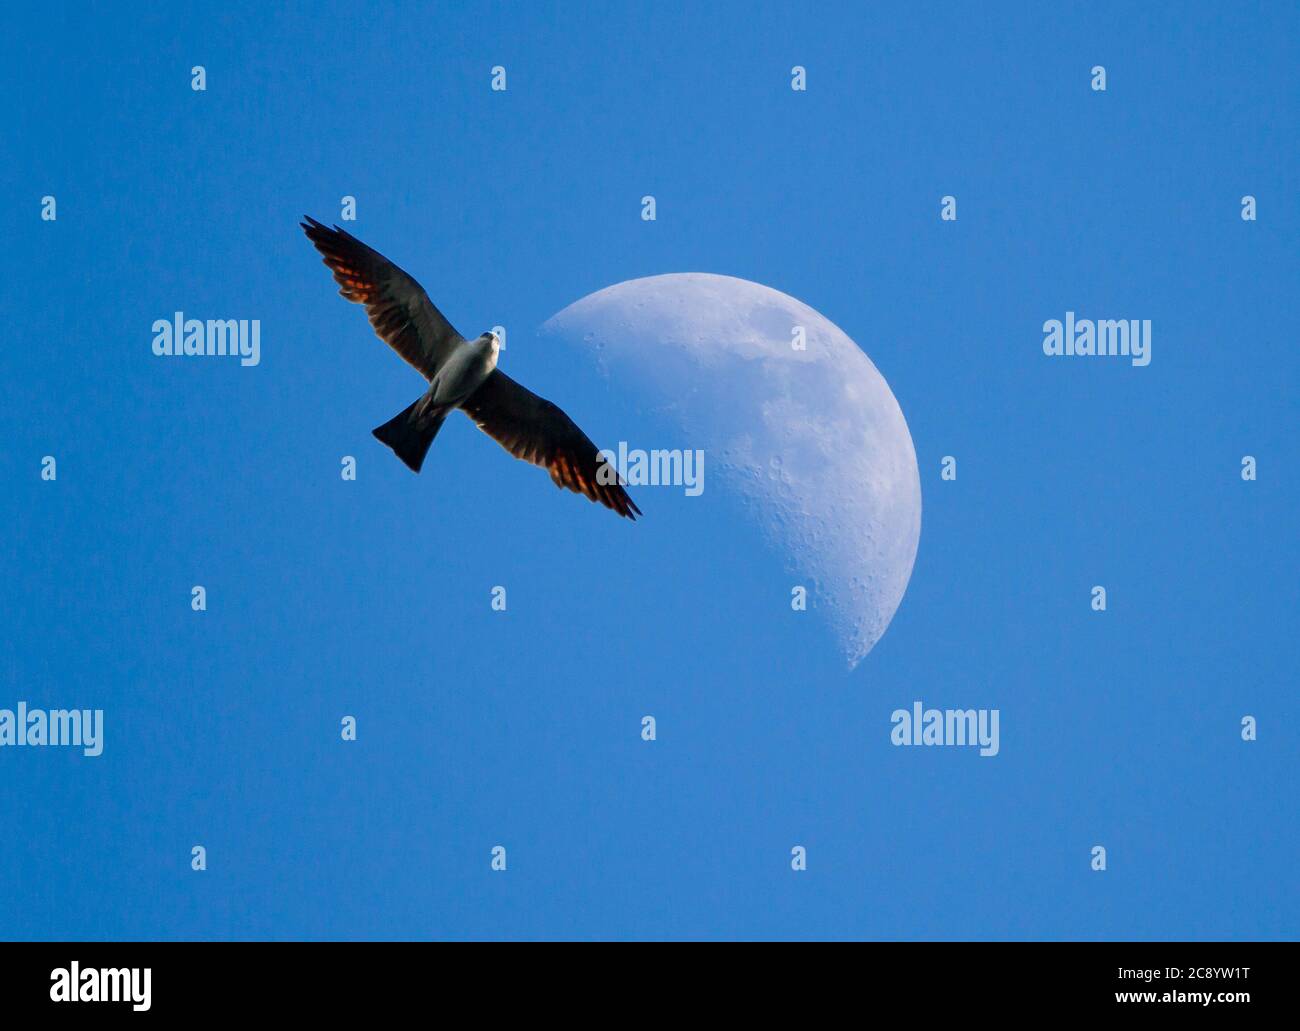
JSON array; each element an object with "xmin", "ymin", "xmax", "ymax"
[
  {"xmin": 460, "ymin": 370, "xmax": 641, "ymax": 520},
  {"xmin": 300, "ymin": 216, "xmax": 464, "ymax": 379}
]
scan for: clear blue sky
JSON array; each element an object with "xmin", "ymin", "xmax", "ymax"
[{"xmin": 1, "ymin": 2, "xmax": 1296, "ymax": 940}]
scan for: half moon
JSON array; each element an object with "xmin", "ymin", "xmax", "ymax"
[{"xmin": 543, "ymin": 273, "xmax": 921, "ymax": 668}]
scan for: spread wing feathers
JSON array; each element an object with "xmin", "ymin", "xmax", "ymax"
[
  {"xmin": 300, "ymin": 216, "xmax": 464, "ymax": 379},
  {"xmin": 460, "ymin": 370, "xmax": 641, "ymax": 520}
]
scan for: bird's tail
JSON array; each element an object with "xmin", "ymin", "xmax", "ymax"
[{"xmin": 372, "ymin": 397, "xmax": 450, "ymax": 473}]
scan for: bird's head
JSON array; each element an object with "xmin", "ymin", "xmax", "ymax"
[{"xmin": 481, "ymin": 330, "xmax": 501, "ymax": 357}]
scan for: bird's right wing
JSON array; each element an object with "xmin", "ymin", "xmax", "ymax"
[
  {"xmin": 301, "ymin": 216, "xmax": 464, "ymax": 379},
  {"xmin": 460, "ymin": 370, "xmax": 641, "ymax": 520}
]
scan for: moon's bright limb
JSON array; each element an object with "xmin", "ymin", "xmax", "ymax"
[{"xmin": 542, "ymin": 273, "xmax": 921, "ymax": 668}]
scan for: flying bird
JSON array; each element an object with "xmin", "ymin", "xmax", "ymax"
[{"xmin": 300, "ymin": 217, "xmax": 640, "ymax": 519}]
